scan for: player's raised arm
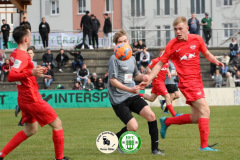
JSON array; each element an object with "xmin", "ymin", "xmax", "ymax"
[{"xmin": 202, "ymin": 50, "xmax": 224, "ymax": 68}]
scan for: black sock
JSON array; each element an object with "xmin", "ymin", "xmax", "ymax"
[
  {"xmin": 148, "ymin": 120, "xmax": 159, "ymax": 151},
  {"xmin": 116, "ymin": 126, "xmax": 127, "ymax": 139}
]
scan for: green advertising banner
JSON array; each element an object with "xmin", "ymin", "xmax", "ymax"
[
  {"xmin": 0, "ymin": 89, "xmax": 111, "ymax": 110},
  {"xmin": 0, "ymin": 89, "xmax": 145, "ymax": 110}
]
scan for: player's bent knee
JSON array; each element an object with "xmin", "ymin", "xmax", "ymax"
[
  {"xmin": 146, "ymin": 112, "xmax": 156, "ymax": 122},
  {"xmin": 49, "ymin": 117, "xmax": 63, "ymax": 130}
]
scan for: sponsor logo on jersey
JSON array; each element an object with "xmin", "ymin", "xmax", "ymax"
[
  {"xmin": 197, "ymin": 92, "xmax": 202, "ymax": 95},
  {"xmin": 179, "ymin": 53, "xmax": 196, "ymax": 61},
  {"xmin": 161, "ymin": 67, "xmax": 167, "ymax": 71},
  {"xmin": 176, "ymin": 49, "xmax": 181, "ymax": 52},
  {"xmin": 190, "ymin": 45, "xmax": 196, "ymax": 50},
  {"xmin": 12, "ymin": 59, "xmax": 22, "ymax": 69}
]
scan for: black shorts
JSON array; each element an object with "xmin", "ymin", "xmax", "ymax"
[
  {"xmin": 111, "ymin": 95, "xmax": 148, "ymax": 125},
  {"xmin": 166, "ymin": 84, "xmax": 178, "ymax": 93}
]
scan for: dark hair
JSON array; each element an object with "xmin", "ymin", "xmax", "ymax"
[
  {"xmin": 13, "ymin": 25, "xmax": 30, "ymax": 44},
  {"xmin": 27, "ymin": 47, "xmax": 34, "ymax": 52},
  {"xmin": 86, "ymin": 10, "xmax": 90, "ymax": 14},
  {"xmin": 60, "ymin": 49, "xmax": 64, "ymax": 51}
]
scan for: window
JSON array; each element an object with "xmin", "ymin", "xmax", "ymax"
[
  {"xmin": 190, "ymin": 0, "xmax": 205, "ymax": 14},
  {"xmin": 164, "ymin": 0, "xmax": 170, "ymax": 15},
  {"xmin": 223, "ymin": 23, "xmax": 238, "ymax": 38},
  {"xmin": 51, "ymin": 0, "xmax": 59, "ymax": 15},
  {"xmin": 131, "ymin": 0, "xmax": 145, "ymax": 17},
  {"xmin": 105, "ymin": 0, "xmax": 112, "ymax": 13},
  {"xmin": 156, "ymin": 0, "xmax": 160, "ymax": 15},
  {"xmin": 165, "ymin": 26, "xmax": 171, "ymax": 44},
  {"xmin": 131, "ymin": 27, "xmax": 146, "ymax": 43},
  {"xmin": 156, "ymin": 26, "xmax": 161, "ymax": 46},
  {"xmin": 78, "ymin": 0, "xmax": 86, "ymax": 14},
  {"xmin": 224, "ymin": 0, "xmax": 232, "ymax": 6},
  {"xmin": 174, "ymin": 0, "xmax": 178, "ymax": 15}
]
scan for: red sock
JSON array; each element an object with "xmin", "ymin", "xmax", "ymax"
[
  {"xmin": 165, "ymin": 114, "xmax": 192, "ymax": 126},
  {"xmin": 0, "ymin": 130, "xmax": 28, "ymax": 158},
  {"xmin": 166, "ymin": 104, "xmax": 176, "ymax": 117},
  {"xmin": 198, "ymin": 118, "xmax": 209, "ymax": 148},
  {"xmin": 53, "ymin": 129, "xmax": 64, "ymax": 159},
  {"xmin": 139, "ymin": 94, "xmax": 144, "ymax": 97}
]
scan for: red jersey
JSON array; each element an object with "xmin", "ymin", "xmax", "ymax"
[
  {"xmin": 148, "ymin": 57, "xmax": 169, "ymax": 83},
  {"xmin": 160, "ymin": 34, "xmax": 207, "ymax": 88},
  {"xmin": 8, "ymin": 49, "xmax": 41, "ymax": 102}
]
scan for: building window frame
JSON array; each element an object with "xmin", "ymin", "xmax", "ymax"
[
  {"xmin": 130, "ymin": 26, "xmax": 146, "ymax": 44},
  {"xmin": 131, "ymin": 0, "xmax": 145, "ymax": 17},
  {"xmin": 78, "ymin": 0, "xmax": 86, "ymax": 14},
  {"xmin": 51, "ymin": 0, "xmax": 59, "ymax": 15},
  {"xmin": 190, "ymin": 0, "xmax": 205, "ymax": 14}
]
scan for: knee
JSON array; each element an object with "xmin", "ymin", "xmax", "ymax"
[
  {"xmin": 51, "ymin": 118, "xmax": 63, "ymax": 130},
  {"xmin": 25, "ymin": 127, "xmax": 38, "ymax": 137},
  {"xmin": 146, "ymin": 112, "xmax": 156, "ymax": 122},
  {"xmin": 127, "ymin": 123, "xmax": 138, "ymax": 132},
  {"xmin": 175, "ymin": 92, "xmax": 180, "ymax": 99}
]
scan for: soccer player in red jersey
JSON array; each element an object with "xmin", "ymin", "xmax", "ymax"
[
  {"xmin": 0, "ymin": 26, "xmax": 68, "ymax": 160},
  {"xmin": 140, "ymin": 17, "xmax": 223, "ymax": 151},
  {"xmin": 139, "ymin": 48, "xmax": 180, "ymax": 117}
]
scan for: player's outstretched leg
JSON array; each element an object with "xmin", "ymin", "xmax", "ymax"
[
  {"xmin": 140, "ymin": 106, "xmax": 164, "ymax": 155},
  {"xmin": 0, "ymin": 122, "xmax": 38, "ymax": 159},
  {"xmin": 49, "ymin": 117, "xmax": 68, "ymax": 160},
  {"xmin": 163, "ymin": 94, "xmax": 176, "ymax": 117}
]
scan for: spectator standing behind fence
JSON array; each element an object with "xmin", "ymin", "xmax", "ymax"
[
  {"xmin": 233, "ymin": 70, "xmax": 240, "ymax": 87},
  {"xmin": 229, "ymin": 37, "xmax": 239, "ymax": 61},
  {"xmin": 43, "ymin": 65, "xmax": 54, "ymax": 89},
  {"xmin": 72, "ymin": 81, "xmax": 82, "ymax": 90},
  {"xmin": 42, "ymin": 48, "xmax": 55, "ymax": 69},
  {"xmin": 138, "ymin": 47, "xmax": 150, "ymax": 69},
  {"xmin": 56, "ymin": 49, "xmax": 69, "ymax": 73},
  {"xmin": 80, "ymin": 11, "xmax": 93, "ymax": 49},
  {"xmin": 225, "ymin": 72, "xmax": 235, "ymax": 87},
  {"xmin": 85, "ymin": 79, "xmax": 94, "ymax": 91},
  {"xmin": 20, "ymin": 17, "xmax": 31, "ymax": 31},
  {"xmin": 229, "ymin": 51, "xmax": 240, "ymax": 75},
  {"xmin": 1, "ymin": 19, "xmax": 10, "ymax": 49},
  {"xmin": 1, "ymin": 59, "xmax": 9, "ymax": 82},
  {"xmin": 91, "ymin": 14, "xmax": 100, "ymax": 49},
  {"xmin": 215, "ymin": 53, "xmax": 230, "ymax": 76},
  {"xmin": 103, "ymin": 13, "xmax": 112, "ymax": 49},
  {"xmin": 68, "ymin": 48, "xmax": 84, "ymax": 73},
  {"xmin": 76, "ymin": 64, "xmax": 89, "ymax": 88},
  {"xmin": 212, "ymin": 69, "xmax": 223, "ymax": 87},
  {"xmin": 188, "ymin": 12, "xmax": 200, "ymax": 34},
  {"xmin": 0, "ymin": 50, "xmax": 6, "ymax": 74},
  {"xmin": 39, "ymin": 17, "xmax": 50, "ymax": 49},
  {"xmin": 103, "ymin": 70, "xmax": 108, "ymax": 84},
  {"xmin": 27, "ymin": 47, "xmax": 37, "ymax": 67},
  {"xmin": 201, "ymin": 12, "xmax": 213, "ymax": 47}
]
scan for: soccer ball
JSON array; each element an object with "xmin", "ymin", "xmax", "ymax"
[{"xmin": 114, "ymin": 43, "xmax": 132, "ymax": 60}]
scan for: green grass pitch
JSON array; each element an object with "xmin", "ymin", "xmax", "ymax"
[{"xmin": 0, "ymin": 106, "xmax": 240, "ymax": 160}]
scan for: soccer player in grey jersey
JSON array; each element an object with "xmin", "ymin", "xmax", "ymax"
[{"xmin": 107, "ymin": 30, "xmax": 164, "ymax": 155}]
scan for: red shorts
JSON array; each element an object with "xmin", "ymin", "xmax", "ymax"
[
  {"xmin": 18, "ymin": 99, "xmax": 58, "ymax": 127},
  {"xmin": 180, "ymin": 87, "xmax": 205, "ymax": 106},
  {"xmin": 151, "ymin": 81, "xmax": 168, "ymax": 96}
]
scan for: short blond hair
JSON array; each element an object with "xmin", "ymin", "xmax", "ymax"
[
  {"xmin": 173, "ymin": 16, "xmax": 187, "ymax": 27},
  {"xmin": 113, "ymin": 30, "xmax": 127, "ymax": 44}
]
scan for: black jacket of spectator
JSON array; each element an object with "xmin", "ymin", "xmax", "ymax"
[
  {"xmin": 90, "ymin": 76, "xmax": 97, "ymax": 88},
  {"xmin": 69, "ymin": 51, "xmax": 84, "ymax": 62},
  {"xmin": 20, "ymin": 21, "xmax": 31, "ymax": 31},
  {"xmin": 42, "ymin": 53, "xmax": 54, "ymax": 63},
  {"xmin": 96, "ymin": 81, "xmax": 105, "ymax": 90},
  {"xmin": 229, "ymin": 43, "xmax": 239, "ymax": 52},
  {"xmin": 1, "ymin": 24, "xmax": 10, "ymax": 36},
  {"xmin": 103, "ymin": 17, "xmax": 112, "ymax": 33},
  {"xmin": 80, "ymin": 14, "xmax": 92, "ymax": 32},
  {"xmin": 137, "ymin": 43, "xmax": 146, "ymax": 50},
  {"xmin": 45, "ymin": 69, "xmax": 54, "ymax": 81},
  {"xmin": 56, "ymin": 53, "xmax": 69, "ymax": 63},
  {"xmin": 92, "ymin": 18, "xmax": 100, "ymax": 32},
  {"xmin": 77, "ymin": 68, "xmax": 89, "ymax": 77},
  {"xmin": 188, "ymin": 18, "xmax": 200, "ymax": 34},
  {"xmin": 39, "ymin": 22, "xmax": 50, "ymax": 35},
  {"xmin": 230, "ymin": 56, "xmax": 240, "ymax": 69}
]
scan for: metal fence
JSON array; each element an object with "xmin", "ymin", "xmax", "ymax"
[{"xmin": 1, "ymin": 28, "xmax": 239, "ymax": 50}]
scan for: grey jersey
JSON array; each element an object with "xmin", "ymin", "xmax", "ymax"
[
  {"xmin": 107, "ymin": 55, "xmax": 140, "ymax": 105},
  {"xmin": 165, "ymin": 60, "xmax": 177, "ymax": 85}
]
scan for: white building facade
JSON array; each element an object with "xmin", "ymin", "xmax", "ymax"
[{"xmin": 122, "ymin": 0, "xmax": 240, "ymax": 47}]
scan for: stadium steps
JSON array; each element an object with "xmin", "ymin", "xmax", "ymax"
[{"xmin": 1, "ymin": 47, "xmax": 230, "ymax": 91}]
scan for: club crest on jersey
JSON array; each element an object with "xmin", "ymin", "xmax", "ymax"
[
  {"xmin": 190, "ymin": 45, "xmax": 196, "ymax": 50},
  {"xmin": 179, "ymin": 53, "xmax": 196, "ymax": 61},
  {"xmin": 12, "ymin": 59, "xmax": 22, "ymax": 69},
  {"xmin": 161, "ymin": 67, "xmax": 167, "ymax": 71}
]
